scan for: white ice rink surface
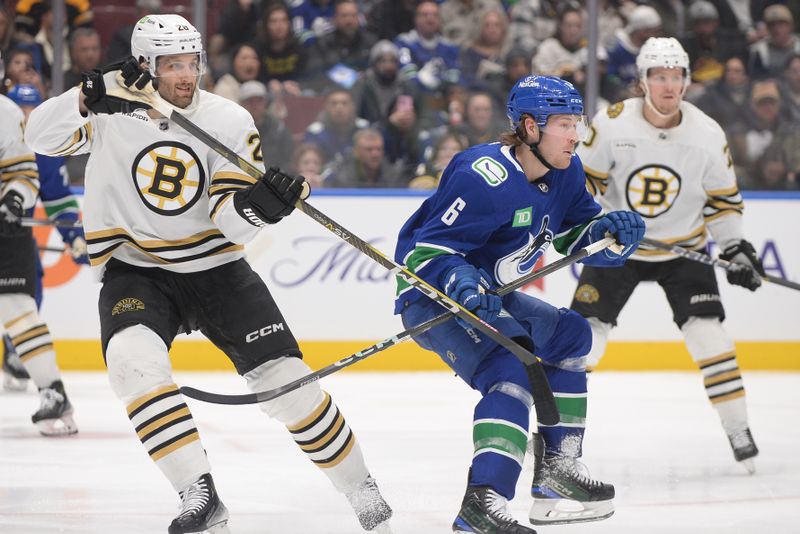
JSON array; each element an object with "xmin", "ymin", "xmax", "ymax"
[{"xmin": 1, "ymin": 371, "xmax": 799, "ymax": 534}]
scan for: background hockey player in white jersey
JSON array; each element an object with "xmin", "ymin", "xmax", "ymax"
[
  {"xmin": 25, "ymin": 15, "xmax": 392, "ymax": 534},
  {"xmin": 394, "ymin": 75, "xmax": 646, "ymax": 533},
  {"xmin": 572, "ymin": 37, "xmax": 763, "ymax": 473},
  {"xmin": 0, "ymin": 60, "xmax": 79, "ymax": 436}
]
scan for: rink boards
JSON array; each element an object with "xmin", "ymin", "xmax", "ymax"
[{"xmin": 32, "ymin": 191, "xmax": 800, "ymax": 371}]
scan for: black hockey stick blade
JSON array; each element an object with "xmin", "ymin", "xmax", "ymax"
[
  {"xmin": 161, "ymin": 106, "xmax": 561, "ymax": 424},
  {"xmin": 180, "ymin": 238, "xmax": 616, "ymax": 411},
  {"xmin": 641, "ymin": 237, "xmax": 800, "ymax": 291}
]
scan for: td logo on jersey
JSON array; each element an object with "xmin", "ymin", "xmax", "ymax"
[
  {"xmin": 132, "ymin": 141, "xmax": 206, "ymax": 216},
  {"xmin": 625, "ymin": 164, "xmax": 681, "ymax": 218}
]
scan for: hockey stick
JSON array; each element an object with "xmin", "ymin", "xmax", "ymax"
[
  {"xmin": 38, "ymin": 245, "xmax": 67, "ymax": 253},
  {"xmin": 640, "ymin": 237, "xmax": 800, "ymax": 291},
  {"xmin": 179, "ymin": 237, "xmax": 617, "ymax": 405},
  {"xmin": 150, "ymin": 102, "xmax": 559, "ymax": 423},
  {"xmin": 21, "ymin": 217, "xmax": 82, "ymax": 228}
]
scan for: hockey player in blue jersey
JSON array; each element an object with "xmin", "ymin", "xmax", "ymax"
[{"xmin": 394, "ymin": 75, "xmax": 646, "ymax": 533}]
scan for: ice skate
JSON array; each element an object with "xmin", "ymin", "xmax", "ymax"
[
  {"xmin": 528, "ymin": 435, "xmax": 614, "ymax": 525},
  {"xmin": 2, "ymin": 335, "xmax": 30, "ymax": 392},
  {"xmin": 31, "ymin": 380, "xmax": 78, "ymax": 436},
  {"xmin": 727, "ymin": 427, "xmax": 758, "ymax": 474},
  {"xmin": 345, "ymin": 476, "xmax": 393, "ymax": 532},
  {"xmin": 452, "ymin": 486, "xmax": 537, "ymax": 534},
  {"xmin": 169, "ymin": 473, "xmax": 230, "ymax": 534}
]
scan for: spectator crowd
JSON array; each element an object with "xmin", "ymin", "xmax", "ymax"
[{"xmin": 2, "ymin": 0, "xmax": 800, "ymax": 190}]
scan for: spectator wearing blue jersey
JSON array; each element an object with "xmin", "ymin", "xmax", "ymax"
[
  {"xmin": 394, "ymin": 1, "xmax": 461, "ymax": 94},
  {"xmin": 394, "ymin": 75, "xmax": 644, "ymax": 532},
  {"xmin": 289, "ymin": 0, "xmax": 335, "ymax": 45},
  {"xmin": 303, "ymin": 88, "xmax": 369, "ymax": 165}
]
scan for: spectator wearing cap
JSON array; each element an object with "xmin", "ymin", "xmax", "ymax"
[
  {"xmin": 63, "ymin": 27, "xmax": 100, "ymax": 89},
  {"xmin": 239, "ymin": 80, "xmax": 295, "ymax": 171},
  {"xmin": 309, "ymin": 0, "xmax": 377, "ymax": 88},
  {"xmin": 749, "ymin": 4, "xmax": 800, "ymax": 79},
  {"xmin": 351, "ymin": 40, "xmax": 418, "ymax": 124},
  {"xmin": 106, "ymin": 0, "xmax": 162, "ymax": 63},
  {"xmin": 680, "ymin": 0, "xmax": 747, "ymax": 94},
  {"xmin": 324, "ymin": 128, "xmax": 408, "ymax": 188},
  {"xmin": 778, "ymin": 53, "xmax": 800, "ymax": 121},
  {"xmin": 606, "ymin": 5, "xmax": 662, "ymax": 102},
  {"xmin": 213, "ymin": 43, "xmax": 262, "ymax": 103}
]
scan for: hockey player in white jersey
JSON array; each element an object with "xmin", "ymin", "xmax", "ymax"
[
  {"xmin": 572, "ymin": 37, "xmax": 762, "ymax": 473},
  {"xmin": 25, "ymin": 15, "xmax": 392, "ymax": 534},
  {"xmin": 0, "ymin": 62, "xmax": 79, "ymax": 436}
]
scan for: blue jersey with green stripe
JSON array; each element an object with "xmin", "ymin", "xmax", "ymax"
[{"xmin": 394, "ymin": 142, "xmax": 615, "ymax": 313}]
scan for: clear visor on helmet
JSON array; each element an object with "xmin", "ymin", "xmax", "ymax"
[
  {"xmin": 645, "ymin": 66, "xmax": 687, "ymax": 86},
  {"xmin": 539, "ymin": 114, "xmax": 591, "ymax": 143},
  {"xmin": 152, "ymin": 51, "xmax": 207, "ymax": 78}
]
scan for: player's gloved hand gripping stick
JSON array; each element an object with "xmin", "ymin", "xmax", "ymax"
[
  {"xmin": 640, "ymin": 237, "xmax": 800, "ymax": 291},
  {"xmin": 180, "ymin": 237, "xmax": 618, "ymax": 406},
  {"xmin": 124, "ymin": 74, "xmax": 560, "ymax": 424}
]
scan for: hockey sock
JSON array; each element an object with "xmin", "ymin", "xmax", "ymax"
[
  {"xmin": 683, "ymin": 317, "xmax": 749, "ymax": 432},
  {"xmin": 126, "ymin": 383, "xmax": 210, "ymax": 491},
  {"xmin": 287, "ymin": 390, "xmax": 369, "ymax": 493},
  {"xmin": 3, "ymin": 310, "xmax": 60, "ymax": 388},
  {"xmin": 538, "ymin": 366, "xmax": 587, "ymax": 457}
]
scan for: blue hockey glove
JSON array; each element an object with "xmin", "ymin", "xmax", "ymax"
[
  {"xmin": 443, "ymin": 264, "xmax": 502, "ymax": 330},
  {"xmin": 719, "ymin": 239, "xmax": 764, "ymax": 291},
  {"xmin": 589, "ymin": 211, "xmax": 646, "ymax": 260}
]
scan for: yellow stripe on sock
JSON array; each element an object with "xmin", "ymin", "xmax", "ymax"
[
  {"xmin": 3, "ymin": 312, "xmax": 34, "ymax": 330},
  {"xmin": 316, "ymin": 434, "xmax": 356, "ymax": 468},
  {"xmin": 299, "ymin": 414, "xmax": 345, "ymax": 452},
  {"xmin": 287, "ymin": 391, "xmax": 331, "ymax": 432},
  {"xmin": 12, "ymin": 325, "xmax": 49, "ymax": 345},
  {"xmin": 697, "ymin": 351, "xmax": 736, "ymax": 368},
  {"xmin": 150, "ymin": 432, "xmax": 200, "ymax": 462},
  {"xmin": 19, "ymin": 344, "xmax": 53, "ymax": 363},
  {"xmin": 136, "ymin": 407, "xmax": 192, "ymax": 440},
  {"xmin": 127, "ymin": 384, "xmax": 179, "ymax": 416},
  {"xmin": 704, "ymin": 369, "xmax": 742, "ymax": 387},
  {"xmin": 711, "ymin": 389, "xmax": 746, "ymax": 404}
]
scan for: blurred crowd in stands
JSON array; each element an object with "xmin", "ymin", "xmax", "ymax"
[{"xmin": 1, "ymin": 0, "xmax": 799, "ymax": 190}]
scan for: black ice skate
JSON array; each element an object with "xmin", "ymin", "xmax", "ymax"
[
  {"xmin": 727, "ymin": 427, "xmax": 759, "ymax": 474},
  {"xmin": 169, "ymin": 473, "xmax": 230, "ymax": 534},
  {"xmin": 31, "ymin": 380, "xmax": 78, "ymax": 436},
  {"xmin": 345, "ymin": 476, "xmax": 393, "ymax": 532},
  {"xmin": 452, "ymin": 486, "xmax": 537, "ymax": 534},
  {"xmin": 2, "ymin": 334, "xmax": 30, "ymax": 391},
  {"xmin": 529, "ymin": 435, "xmax": 614, "ymax": 525}
]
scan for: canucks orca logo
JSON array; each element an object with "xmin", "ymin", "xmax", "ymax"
[
  {"xmin": 132, "ymin": 141, "xmax": 205, "ymax": 216},
  {"xmin": 494, "ymin": 215, "xmax": 553, "ymax": 284}
]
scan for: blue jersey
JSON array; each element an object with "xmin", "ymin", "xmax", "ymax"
[
  {"xmin": 34, "ymin": 154, "xmax": 82, "ymax": 244},
  {"xmin": 394, "ymin": 142, "xmax": 614, "ymax": 313}
]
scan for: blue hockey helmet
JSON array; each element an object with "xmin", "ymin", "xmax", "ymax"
[
  {"xmin": 7, "ymin": 84, "xmax": 43, "ymax": 107},
  {"xmin": 506, "ymin": 75, "xmax": 584, "ymax": 129}
]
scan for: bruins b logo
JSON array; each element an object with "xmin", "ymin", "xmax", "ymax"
[
  {"xmin": 625, "ymin": 164, "xmax": 681, "ymax": 218},
  {"xmin": 132, "ymin": 141, "xmax": 205, "ymax": 215}
]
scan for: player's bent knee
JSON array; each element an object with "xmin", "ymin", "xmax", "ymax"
[
  {"xmin": 681, "ymin": 316, "xmax": 734, "ymax": 361},
  {"xmin": 488, "ymin": 381, "xmax": 533, "ymax": 411},
  {"xmin": 106, "ymin": 324, "xmax": 172, "ymax": 400},
  {"xmin": 551, "ymin": 310, "xmax": 594, "ymax": 371},
  {"xmin": 244, "ymin": 356, "xmax": 324, "ymax": 424}
]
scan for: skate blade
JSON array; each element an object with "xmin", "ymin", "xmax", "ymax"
[
  {"xmin": 36, "ymin": 414, "xmax": 79, "ymax": 437},
  {"xmin": 3, "ymin": 374, "xmax": 30, "ymax": 392},
  {"xmin": 529, "ymin": 498, "xmax": 614, "ymax": 525},
  {"xmin": 739, "ymin": 458, "xmax": 756, "ymax": 475},
  {"xmin": 372, "ymin": 520, "xmax": 393, "ymax": 533}
]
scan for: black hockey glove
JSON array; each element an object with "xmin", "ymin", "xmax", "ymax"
[
  {"xmin": 0, "ymin": 190, "xmax": 25, "ymax": 236},
  {"xmin": 81, "ymin": 57, "xmax": 154, "ymax": 115},
  {"xmin": 719, "ymin": 239, "xmax": 765, "ymax": 291},
  {"xmin": 233, "ymin": 167, "xmax": 308, "ymax": 226}
]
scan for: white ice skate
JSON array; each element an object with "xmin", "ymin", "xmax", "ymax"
[
  {"xmin": 346, "ymin": 476, "xmax": 393, "ymax": 532},
  {"xmin": 32, "ymin": 380, "xmax": 78, "ymax": 436},
  {"xmin": 2, "ymin": 338, "xmax": 30, "ymax": 392}
]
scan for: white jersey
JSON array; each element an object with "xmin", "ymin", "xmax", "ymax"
[
  {"xmin": 0, "ymin": 95, "xmax": 39, "ymax": 209},
  {"xmin": 576, "ymin": 98, "xmax": 744, "ymax": 262},
  {"xmin": 25, "ymin": 88, "xmax": 266, "ymax": 273}
]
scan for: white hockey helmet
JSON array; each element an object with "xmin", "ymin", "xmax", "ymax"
[
  {"xmin": 636, "ymin": 37, "xmax": 690, "ymax": 83},
  {"xmin": 131, "ymin": 14, "xmax": 205, "ymax": 77}
]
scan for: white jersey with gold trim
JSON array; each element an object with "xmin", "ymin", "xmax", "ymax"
[
  {"xmin": 25, "ymin": 88, "xmax": 267, "ymax": 273},
  {"xmin": 576, "ymin": 98, "xmax": 744, "ymax": 262},
  {"xmin": 0, "ymin": 95, "xmax": 39, "ymax": 209}
]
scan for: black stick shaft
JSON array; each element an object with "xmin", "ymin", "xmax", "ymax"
[{"xmin": 179, "ymin": 238, "xmax": 614, "ymax": 405}]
